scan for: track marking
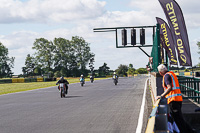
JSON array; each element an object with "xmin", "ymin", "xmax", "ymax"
[{"xmin": 136, "ymin": 78, "xmax": 148, "ymax": 133}]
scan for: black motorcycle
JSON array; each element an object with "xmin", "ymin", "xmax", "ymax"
[
  {"xmin": 113, "ymin": 76, "xmax": 118, "ymax": 85},
  {"xmin": 90, "ymin": 76, "xmax": 94, "ymax": 83}
]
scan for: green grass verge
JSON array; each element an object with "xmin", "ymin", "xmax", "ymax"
[{"xmin": 0, "ymin": 78, "xmax": 108, "ymax": 95}]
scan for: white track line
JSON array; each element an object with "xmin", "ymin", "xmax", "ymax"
[{"xmin": 136, "ymin": 78, "xmax": 148, "ymax": 133}]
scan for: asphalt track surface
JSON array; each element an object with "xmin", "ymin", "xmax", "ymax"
[{"xmin": 0, "ymin": 76, "xmax": 147, "ymax": 133}]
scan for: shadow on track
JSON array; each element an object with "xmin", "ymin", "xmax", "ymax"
[{"xmin": 65, "ymin": 96, "xmax": 83, "ymax": 98}]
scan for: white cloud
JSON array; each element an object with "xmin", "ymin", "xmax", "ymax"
[
  {"xmin": 0, "ymin": 0, "xmax": 106, "ymax": 23},
  {"xmin": 129, "ymin": 0, "xmax": 200, "ymax": 29},
  {"xmin": 0, "ymin": 31, "xmax": 38, "ymax": 50}
]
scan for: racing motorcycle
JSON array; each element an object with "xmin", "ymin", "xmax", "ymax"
[
  {"xmin": 59, "ymin": 83, "xmax": 66, "ymax": 98},
  {"xmin": 80, "ymin": 78, "xmax": 85, "ymax": 87},
  {"xmin": 90, "ymin": 76, "xmax": 94, "ymax": 83},
  {"xmin": 113, "ymin": 76, "xmax": 118, "ymax": 85}
]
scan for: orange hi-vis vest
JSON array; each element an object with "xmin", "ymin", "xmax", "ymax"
[{"xmin": 163, "ymin": 71, "xmax": 183, "ymax": 104}]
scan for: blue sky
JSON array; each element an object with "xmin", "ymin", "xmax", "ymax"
[{"xmin": 0, "ymin": 0, "xmax": 200, "ymax": 75}]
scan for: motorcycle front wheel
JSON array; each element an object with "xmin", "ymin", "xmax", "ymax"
[{"xmin": 60, "ymin": 88, "xmax": 65, "ymax": 98}]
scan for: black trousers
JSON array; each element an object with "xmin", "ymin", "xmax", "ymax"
[{"xmin": 169, "ymin": 101, "xmax": 194, "ymax": 133}]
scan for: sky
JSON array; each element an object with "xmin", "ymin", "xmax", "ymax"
[{"xmin": 0, "ymin": 0, "xmax": 200, "ymax": 75}]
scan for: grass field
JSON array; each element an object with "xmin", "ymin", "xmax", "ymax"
[{"xmin": 0, "ymin": 77, "xmax": 108, "ymax": 95}]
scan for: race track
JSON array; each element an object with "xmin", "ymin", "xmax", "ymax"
[{"xmin": 0, "ymin": 76, "xmax": 148, "ymax": 133}]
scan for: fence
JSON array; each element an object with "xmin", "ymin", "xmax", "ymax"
[
  {"xmin": 150, "ymin": 24, "xmax": 161, "ymax": 72},
  {"xmin": 0, "ymin": 78, "xmax": 56, "ymax": 84},
  {"xmin": 178, "ymin": 76, "xmax": 200, "ymax": 104}
]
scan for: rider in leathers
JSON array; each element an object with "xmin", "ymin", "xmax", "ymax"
[
  {"xmin": 56, "ymin": 77, "xmax": 69, "ymax": 94},
  {"xmin": 113, "ymin": 72, "xmax": 118, "ymax": 83},
  {"xmin": 80, "ymin": 74, "xmax": 85, "ymax": 84}
]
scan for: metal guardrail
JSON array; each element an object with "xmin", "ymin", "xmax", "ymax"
[
  {"xmin": 145, "ymin": 98, "xmax": 169, "ymax": 133},
  {"xmin": 178, "ymin": 76, "xmax": 200, "ymax": 104},
  {"xmin": 145, "ymin": 99, "xmax": 160, "ymax": 133}
]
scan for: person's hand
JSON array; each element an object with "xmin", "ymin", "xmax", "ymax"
[{"xmin": 156, "ymin": 96, "xmax": 162, "ymax": 100}]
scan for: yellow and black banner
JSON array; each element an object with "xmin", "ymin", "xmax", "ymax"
[
  {"xmin": 159, "ymin": 0, "xmax": 192, "ymax": 66},
  {"xmin": 157, "ymin": 17, "xmax": 178, "ymax": 65}
]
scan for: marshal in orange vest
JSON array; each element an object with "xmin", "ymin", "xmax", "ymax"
[{"xmin": 162, "ymin": 71, "xmax": 183, "ymax": 104}]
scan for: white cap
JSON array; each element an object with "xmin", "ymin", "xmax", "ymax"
[{"xmin": 157, "ymin": 64, "xmax": 167, "ymax": 73}]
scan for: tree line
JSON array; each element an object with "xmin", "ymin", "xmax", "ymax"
[
  {"xmin": 22, "ymin": 36, "xmax": 94, "ymax": 77},
  {"xmin": 0, "ymin": 43, "xmax": 15, "ymax": 78},
  {"xmin": 22, "ymin": 36, "xmax": 148, "ymax": 78},
  {"xmin": 1, "ymin": 39, "xmax": 199, "ymax": 78}
]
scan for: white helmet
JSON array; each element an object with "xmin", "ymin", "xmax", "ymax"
[
  {"xmin": 113, "ymin": 72, "xmax": 116, "ymax": 74},
  {"xmin": 81, "ymin": 74, "xmax": 83, "ymax": 77}
]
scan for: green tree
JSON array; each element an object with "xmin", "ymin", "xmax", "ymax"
[
  {"xmin": 129, "ymin": 64, "xmax": 133, "ymax": 68},
  {"xmin": 30, "ymin": 36, "xmax": 94, "ymax": 77},
  {"xmin": 54, "ymin": 71, "xmax": 62, "ymax": 77},
  {"xmin": 116, "ymin": 64, "xmax": 128, "ymax": 77},
  {"xmin": 53, "ymin": 37, "xmax": 71, "ymax": 76},
  {"xmin": 33, "ymin": 65, "xmax": 43, "ymax": 76},
  {"xmin": 127, "ymin": 64, "xmax": 136, "ymax": 76},
  {"xmin": 53, "ymin": 36, "xmax": 94, "ymax": 77},
  {"xmin": 24, "ymin": 54, "xmax": 35, "ymax": 76},
  {"xmin": 98, "ymin": 63, "xmax": 110, "ymax": 76},
  {"xmin": 71, "ymin": 36, "xmax": 94, "ymax": 76},
  {"xmin": 22, "ymin": 67, "xmax": 27, "ymax": 77},
  {"xmin": 0, "ymin": 43, "xmax": 15, "ymax": 78},
  {"xmin": 136, "ymin": 68, "xmax": 148, "ymax": 74},
  {"xmin": 71, "ymin": 36, "xmax": 94, "ymax": 70},
  {"xmin": 32, "ymin": 38, "xmax": 55, "ymax": 74}
]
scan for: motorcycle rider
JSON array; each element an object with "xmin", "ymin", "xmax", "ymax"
[
  {"xmin": 113, "ymin": 72, "xmax": 118, "ymax": 83},
  {"xmin": 90, "ymin": 74, "xmax": 94, "ymax": 82},
  {"xmin": 56, "ymin": 77, "xmax": 69, "ymax": 94},
  {"xmin": 80, "ymin": 74, "xmax": 85, "ymax": 84}
]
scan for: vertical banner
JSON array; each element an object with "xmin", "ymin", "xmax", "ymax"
[
  {"xmin": 160, "ymin": 39, "xmax": 165, "ymax": 64},
  {"xmin": 156, "ymin": 17, "xmax": 177, "ymax": 65},
  {"xmin": 158, "ymin": 0, "xmax": 192, "ymax": 66}
]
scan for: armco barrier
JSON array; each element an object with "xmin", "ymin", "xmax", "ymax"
[
  {"xmin": 145, "ymin": 99, "xmax": 160, "ymax": 133},
  {"xmin": 18, "ymin": 78, "xmax": 24, "ymax": 83},
  {"xmin": 12, "ymin": 78, "xmax": 25, "ymax": 83},
  {"xmin": 0, "ymin": 79, "xmax": 12, "ymax": 84},
  {"xmin": 44, "ymin": 78, "xmax": 56, "ymax": 82},
  {"xmin": 12, "ymin": 78, "xmax": 18, "ymax": 83},
  {"xmin": 24, "ymin": 78, "xmax": 37, "ymax": 82},
  {"xmin": 145, "ymin": 98, "xmax": 169, "ymax": 133},
  {"xmin": 24, "ymin": 78, "xmax": 31, "ymax": 82},
  {"xmin": 1, "ymin": 77, "xmax": 56, "ymax": 84},
  {"xmin": 30, "ymin": 78, "xmax": 37, "ymax": 82},
  {"xmin": 37, "ymin": 78, "xmax": 43, "ymax": 82}
]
